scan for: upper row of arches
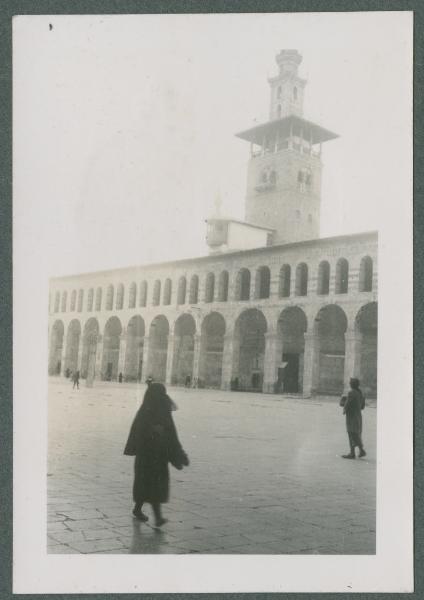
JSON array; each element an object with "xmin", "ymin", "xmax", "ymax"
[{"xmin": 51, "ymin": 256, "xmax": 374, "ymax": 314}]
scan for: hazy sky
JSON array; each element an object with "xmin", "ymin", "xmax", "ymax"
[{"xmin": 14, "ymin": 12, "xmax": 412, "ymax": 276}]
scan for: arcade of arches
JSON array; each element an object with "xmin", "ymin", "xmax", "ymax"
[{"xmin": 49, "ymin": 302, "xmax": 378, "ymax": 398}]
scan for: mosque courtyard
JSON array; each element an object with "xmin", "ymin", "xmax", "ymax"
[{"xmin": 47, "ymin": 379, "xmax": 376, "ymax": 555}]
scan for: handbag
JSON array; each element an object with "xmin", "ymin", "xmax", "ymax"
[{"xmin": 339, "ymin": 395, "xmax": 347, "ymax": 407}]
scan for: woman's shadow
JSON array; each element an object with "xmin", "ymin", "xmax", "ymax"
[{"xmin": 130, "ymin": 519, "xmax": 172, "ymax": 554}]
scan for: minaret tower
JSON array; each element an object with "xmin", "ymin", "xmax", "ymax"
[{"xmin": 236, "ymin": 50, "xmax": 338, "ymax": 245}]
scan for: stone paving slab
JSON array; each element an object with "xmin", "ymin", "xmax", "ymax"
[{"xmin": 48, "ymin": 380, "xmax": 376, "ymax": 554}]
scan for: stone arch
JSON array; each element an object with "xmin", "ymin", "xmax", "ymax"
[
  {"xmin": 199, "ymin": 312, "xmax": 226, "ymax": 388},
  {"xmin": 317, "ymin": 261, "xmax": 330, "ymax": 295},
  {"xmin": 359, "ymin": 256, "xmax": 373, "ymax": 292},
  {"xmin": 335, "ymin": 258, "xmax": 349, "ymax": 294},
  {"xmin": 217, "ymin": 271, "xmax": 229, "ymax": 302},
  {"xmin": 48, "ymin": 320, "xmax": 64, "ymax": 375},
  {"xmin": 279, "ymin": 264, "xmax": 291, "ymax": 298},
  {"xmin": 235, "ymin": 268, "xmax": 251, "ymax": 301},
  {"xmin": 128, "ymin": 282, "xmax": 137, "ymax": 308},
  {"xmin": 77, "ymin": 289, "xmax": 84, "ymax": 312},
  {"xmin": 233, "ymin": 308, "xmax": 267, "ymax": 391},
  {"xmin": 124, "ymin": 315, "xmax": 145, "ymax": 382},
  {"xmin": 177, "ymin": 276, "xmax": 187, "ymax": 305},
  {"xmin": 64, "ymin": 319, "xmax": 81, "ymax": 375},
  {"xmin": 355, "ymin": 302, "xmax": 377, "ymax": 398},
  {"xmin": 80, "ymin": 318, "xmax": 100, "ymax": 379},
  {"xmin": 139, "ymin": 281, "xmax": 148, "ymax": 307},
  {"xmin": 95, "ymin": 287, "xmax": 102, "ymax": 311},
  {"xmin": 255, "ymin": 266, "xmax": 271, "ymax": 299},
  {"xmin": 295, "ymin": 263, "xmax": 308, "ymax": 296},
  {"xmin": 146, "ymin": 315, "xmax": 169, "ymax": 382},
  {"xmin": 189, "ymin": 275, "xmax": 199, "ymax": 304},
  {"xmin": 116, "ymin": 283, "xmax": 124, "ymax": 310},
  {"xmin": 163, "ymin": 278, "xmax": 172, "ymax": 305},
  {"xmin": 277, "ymin": 307, "xmax": 307, "ymax": 393},
  {"xmin": 101, "ymin": 316, "xmax": 122, "ymax": 380},
  {"xmin": 152, "ymin": 280, "xmax": 161, "ymax": 306},
  {"xmin": 70, "ymin": 290, "xmax": 77, "ymax": 311},
  {"xmin": 314, "ymin": 304, "xmax": 348, "ymax": 394},
  {"xmin": 54, "ymin": 292, "xmax": 60, "ymax": 313},
  {"xmin": 205, "ymin": 273, "xmax": 215, "ymax": 303},
  {"xmin": 106, "ymin": 284, "xmax": 114, "ymax": 310},
  {"xmin": 61, "ymin": 291, "xmax": 68, "ymax": 313},
  {"xmin": 87, "ymin": 288, "xmax": 94, "ymax": 312},
  {"xmin": 171, "ymin": 314, "xmax": 197, "ymax": 385}
]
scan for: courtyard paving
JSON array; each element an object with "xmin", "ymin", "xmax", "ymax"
[{"xmin": 47, "ymin": 379, "xmax": 376, "ymax": 555}]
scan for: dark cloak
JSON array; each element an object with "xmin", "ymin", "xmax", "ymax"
[
  {"xmin": 344, "ymin": 388, "xmax": 365, "ymax": 434},
  {"xmin": 124, "ymin": 384, "xmax": 188, "ymax": 504}
]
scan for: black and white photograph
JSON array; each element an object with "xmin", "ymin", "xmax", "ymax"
[{"xmin": 13, "ymin": 11, "xmax": 413, "ymax": 594}]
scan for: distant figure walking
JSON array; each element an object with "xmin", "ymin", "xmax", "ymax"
[
  {"xmin": 146, "ymin": 375, "xmax": 153, "ymax": 387},
  {"xmin": 118, "ymin": 372, "xmax": 123, "ymax": 383},
  {"xmin": 124, "ymin": 383, "xmax": 189, "ymax": 527},
  {"xmin": 341, "ymin": 377, "xmax": 366, "ymax": 459},
  {"xmin": 72, "ymin": 370, "xmax": 80, "ymax": 390}
]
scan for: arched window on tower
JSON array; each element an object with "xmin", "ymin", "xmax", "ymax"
[
  {"xmin": 61, "ymin": 291, "xmax": 67, "ymax": 313},
  {"xmin": 54, "ymin": 292, "xmax": 60, "ymax": 313},
  {"xmin": 218, "ymin": 271, "xmax": 229, "ymax": 302},
  {"xmin": 298, "ymin": 168, "xmax": 313, "ymax": 192},
  {"xmin": 128, "ymin": 282, "xmax": 137, "ymax": 308},
  {"xmin": 95, "ymin": 287, "xmax": 102, "ymax": 311},
  {"xmin": 277, "ymin": 85, "xmax": 282, "ymax": 99},
  {"xmin": 279, "ymin": 265, "xmax": 291, "ymax": 297},
  {"xmin": 139, "ymin": 281, "xmax": 148, "ymax": 307},
  {"xmin": 277, "ymin": 104, "xmax": 282, "ymax": 118},
  {"xmin": 317, "ymin": 261, "xmax": 330, "ymax": 295},
  {"xmin": 116, "ymin": 284, "xmax": 124, "ymax": 309},
  {"xmin": 70, "ymin": 290, "xmax": 77, "ymax": 311},
  {"xmin": 359, "ymin": 256, "xmax": 373, "ymax": 292},
  {"xmin": 335, "ymin": 258, "xmax": 349, "ymax": 294},
  {"xmin": 106, "ymin": 285, "xmax": 114, "ymax": 310},
  {"xmin": 87, "ymin": 288, "xmax": 94, "ymax": 312},
  {"xmin": 255, "ymin": 266, "xmax": 271, "ymax": 299},
  {"xmin": 77, "ymin": 289, "xmax": 84, "ymax": 312},
  {"xmin": 189, "ymin": 275, "xmax": 199, "ymax": 304},
  {"xmin": 177, "ymin": 276, "xmax": 187, "ymax": 305},
  {"xmin": 236, "ymin": 268, "xmax": 251, "ymax": 301},
  {"xmin": 205, "ymin": 273, "xmax": 215, "ymax": 303},
  {"xmin": 295, "ymin": 263, "xmax": 308, "ymax": 296},
  {"xmin": 152, "ymin": 280, "xmax": 161, "ymax": 306},
  {"xmin": 163, "ymin": 278, "xmax": 172, "ymax": 305}
]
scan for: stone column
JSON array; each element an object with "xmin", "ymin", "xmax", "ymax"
[
  {"xmin": 94, "ymin": 334, "xmax": 104, "ymax": 381},
  {"xmin": 343, "ymin": 327, "xmax": 362, "ymax": 392},
  {"xmin": 302, "ymin": 331, "xmax": 319, "ymax": 397},
  {"xmin": 165, "ymin": 335, "xmax": 176, "ymax": 385},
  {"xmin": 141, "ymin": 336, "xmax": 150, "ymax": 382},
  {"xmin": 77, "ymin": 337, "xmax": 84, "ymax": 371},
  {"xmin": 221, "ymin": 333, "xmax": 237, "ymax": 391},
  {"xmin": 263, "ymin": 332, "xmax": 283, "ymax": 394},
  {"xmin": 117, "ymin": 331, "xmax": 127, "ymax": 378},
  {"xmin": 192, "ymin": 334, "xmax": 201, "ymax": 382},
  {"xmin": 60, "ymin": 333, "xmax": 68, "ymax": 376}
]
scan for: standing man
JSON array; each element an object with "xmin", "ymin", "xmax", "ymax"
[
  {"xmin": 342, "ymin": 377, "xmax": 366, "ymax": 459},
  {"xmin": 72, "ymin": 370, "xmax": 80, "ymax": 390}
]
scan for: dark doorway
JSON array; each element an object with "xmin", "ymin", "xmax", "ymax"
[
  {"xmin": 282, "ymin": 353, "xmax": 300, "ymax": 393},
  {"xmin": 106, "ymin": 362, "xmax": 113, "ymax": 381},
  {"xmin": 251, "ymin": 372, "xmax": 262, "ymax": 390}
]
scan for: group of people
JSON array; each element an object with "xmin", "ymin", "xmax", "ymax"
[{"xmin": 122, "ymin": 375, "xmax": 366, "ymax": 529}]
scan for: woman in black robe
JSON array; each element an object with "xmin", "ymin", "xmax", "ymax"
[
  {"xmin": 342, "ymin": 377, "xmax": 366, "ymax": 459},
  {"xmin": 124, "ymin": 383, "xmax": 189, "ymax": 526}
]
